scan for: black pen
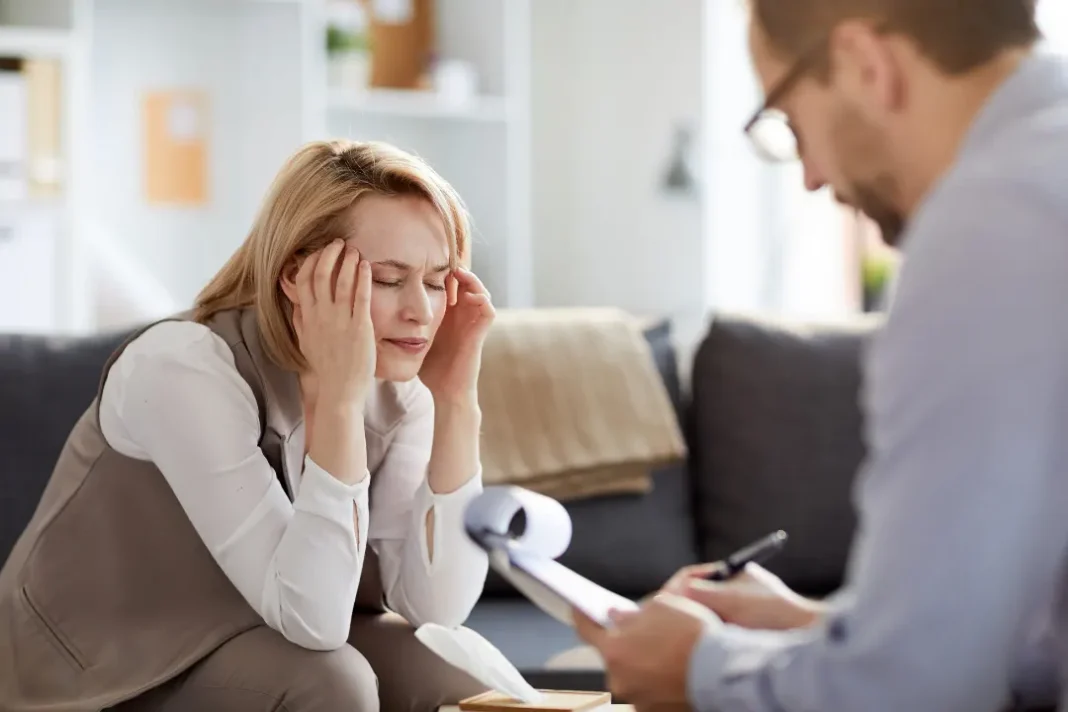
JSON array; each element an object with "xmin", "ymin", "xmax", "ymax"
[{"xmin": 705, "ymin": 530, "xmax": 788, "ymax": 581}]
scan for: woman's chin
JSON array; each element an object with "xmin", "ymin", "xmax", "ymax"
[{"xmin": 374, "ymin": 359, "xmax": 423, "ymax": 383}]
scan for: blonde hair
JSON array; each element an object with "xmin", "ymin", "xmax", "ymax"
[{"xmin": 194, "ymin": 139, "xmax": 471, "ymax": 371}]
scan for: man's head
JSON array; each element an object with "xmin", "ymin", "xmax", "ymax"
[{"xmin": 746, "ymin": 0, "xmax": 1040, "ymax": 245}]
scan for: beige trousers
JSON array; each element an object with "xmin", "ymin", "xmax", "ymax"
[{"xmin": 111, "ymin": 613, "xmax": 488, "ymax": 712}]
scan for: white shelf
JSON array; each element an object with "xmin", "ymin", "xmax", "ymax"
[
  {"xmin": 328, "ymin": 88, "xmax": 510, "ymax": 122},
  {"xmin": 0, "ymin": 195, "xmax": 67, "ymax": 218},
  {"xmin": 0, "ymin": 26, "xmax": 72, "ymax": 59}
]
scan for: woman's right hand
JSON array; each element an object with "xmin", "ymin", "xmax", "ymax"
[{"xmin": 294, "ymin": 238, "xmax": 376, "ymax": 407}]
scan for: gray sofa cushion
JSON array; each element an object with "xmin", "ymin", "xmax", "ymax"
[
  {"xmin": 555, "ymin": 460, "xmax": 697, "ymax": 597},
  {"xmin": 481, "ymin": 319, "xmax": 699, "ymax": 598},
  {"xmin": 0, "ymin": 329, "xmax": 134, "ymax": 566},
  {"xmin": 689, "ymin": 314, "xmax": 880, "ymax": 596},
  {"xmin": 465, "ymin": 599, "xmax": 585, "ymax": 671}
]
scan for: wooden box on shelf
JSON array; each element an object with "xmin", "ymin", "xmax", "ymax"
[{"xmin": 366, "ymin": 0, "xmax": 435, "ymax": 89}]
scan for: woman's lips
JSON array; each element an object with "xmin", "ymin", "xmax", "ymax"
[{"xmin": 384, "ymin": 338, "xmax": 428, "ymax": 354}]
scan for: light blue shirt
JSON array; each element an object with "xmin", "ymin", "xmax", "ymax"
[{"xmin": 689, "ymin": 50, "xmax": 1068, "ymax": 712}]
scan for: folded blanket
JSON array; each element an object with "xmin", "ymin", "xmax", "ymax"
[{"xmin": 476, "ymin": 308, "xmax": 686, "ymax": 501}]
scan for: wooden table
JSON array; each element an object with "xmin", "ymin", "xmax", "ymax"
[{"xmin": 439, "ymin": 688, "xmax": 631, "ymax": 710}]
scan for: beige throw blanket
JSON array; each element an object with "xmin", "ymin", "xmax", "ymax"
[{"xmin": 476, "ymin": 308, "xmax": 686, "ymax": 501}]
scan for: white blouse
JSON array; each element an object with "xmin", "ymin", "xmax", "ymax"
[{"xmin": 98, "ymin": 320, "xmax": 487, "ymax": 651}]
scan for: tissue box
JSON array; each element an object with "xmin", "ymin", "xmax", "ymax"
[{"xmin": 458, "ymin": 690, "xmax": 612, "ymax": 711}]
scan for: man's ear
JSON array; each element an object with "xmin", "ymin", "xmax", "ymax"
[{"xmin": 279, "ymin": 258, "xmax": 301, "ymax": 305}]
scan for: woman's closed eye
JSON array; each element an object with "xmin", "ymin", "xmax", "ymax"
[{"xmin": 373, "ymin": 278, "xmax": 446, "ymax": 292}]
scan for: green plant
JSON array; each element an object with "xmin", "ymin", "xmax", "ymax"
[
  {"xmin": 861, "ymin": 252, "xmax": 897, "ymax": 311},
  {"xmin": 862, "ymin": 254, "xmax": 893, "ymax": 294},
  {"xmin": 326, "ymin": 25, "xmax": 370, "ymax": 55}
]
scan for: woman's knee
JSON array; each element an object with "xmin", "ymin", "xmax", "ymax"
[
  {"xmin": 196, "ymin": 627, "xmax": 379, "ymax": 712},
  {"xmin": 291, "ymin": 644, "xmax": 380, "ymax": 712},
  {"xmin": 348, "ymin": 613, "xmax": 488, "ymax": 711},
  {"xmin": 117, "ymin": 635, "xmax": 380, "ymax": 712}
]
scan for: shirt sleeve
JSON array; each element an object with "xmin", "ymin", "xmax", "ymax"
[
  {"xmin": 368, "ymin": 382, "xmax": 488, "ymax": 628},
  {"xmin": 687, "ymin": 179, "xmax": 1068, "ymax": 711},
  {"xmin": 99, "ymin": 321, "xmax": 368, "ymax": 651}
]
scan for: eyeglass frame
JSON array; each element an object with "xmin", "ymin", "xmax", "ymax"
[
  {"xmin": 743, "ymin": 22, "xmax": 893, "ymax": 161},
  {"xmin": 742, "ymin": 39, "xmax": 829, "ymax": 162}
]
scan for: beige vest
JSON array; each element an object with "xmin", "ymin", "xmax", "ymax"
[{"xmin": 0, "ymin": 308, "xmax": 410, "ymax": 712}]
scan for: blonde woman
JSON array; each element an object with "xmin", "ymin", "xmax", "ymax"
[{"xmin": 0, "ymin": 140, "xmax": 495, "ymax": 711}]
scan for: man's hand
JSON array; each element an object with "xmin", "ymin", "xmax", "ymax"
[
  {"xmin": 666, "ymin": 562, "xmax": 824, "ymax": 631},
  {"xmin": 573, "ymin": 595, "xmax": 717, "ymax": 708}
]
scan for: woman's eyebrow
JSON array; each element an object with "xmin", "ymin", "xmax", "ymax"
[{"xmin": 372, "ymin": 259, "xmax": 451, "ymax": 273}]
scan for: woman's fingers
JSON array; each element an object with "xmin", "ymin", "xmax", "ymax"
[
  {"xmin": 354, "ymin": 259, "xmax": 372, "ymax": 317},
  {"xmin": 451, "ymin": 267, "xmax": 491, "ymax": 299},
  {"xmin": 295, "ymin": 250, "xmax": 320, "ymax": 308},
  {"xmin": 315, "ymin": 239, "xmax": 346, "ymax": 305},
  {"xmin": 446, "ymin": 272, "xmax": 459, "ymax": 307},
  {"xmin": 335, "ymin": 247, "xmax": 360, "ymax": 315},
  {"xmin": 463, "ymin": 292, "xmax": 496, "ymax": 319}
]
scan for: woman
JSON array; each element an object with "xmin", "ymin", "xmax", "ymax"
[{"xmin": 0, "ymin": 140, "xmax": 495, "ymax": 711}]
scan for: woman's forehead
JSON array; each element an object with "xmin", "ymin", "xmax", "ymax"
[{"xmin": 342, "ymin": 193, "xmax": 450, "ymax": 265}]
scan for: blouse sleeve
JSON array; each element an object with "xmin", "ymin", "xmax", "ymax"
[{"xmin": 99, "ymin": 321, "xmax": 369, "ymax": 651}]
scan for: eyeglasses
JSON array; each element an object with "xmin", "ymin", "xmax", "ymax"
[
  {"xmin": 745, "ymin": 23, "xmax": 890, "ymax": 163},
  {"xmin": 743, "ymin": 40, "xmax": 827, "ymax": 163}
]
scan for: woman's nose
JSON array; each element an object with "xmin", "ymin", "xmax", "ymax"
[{"xmin": 401, "ymin": 285, "xmax": 433, "ymax": 325}]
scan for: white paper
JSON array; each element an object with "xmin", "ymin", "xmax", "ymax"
[
  {"xmin": 465, "ymin": 486, "xmax": 638, "ymax": 627},
  {"xmin": 463, "ymin": 485, "xmax": 572, "ymax": 560},
  {"xmin": 415, "ymin": 624, "xmax": 543, "ymax": 704},
  {"xmin": 512, "ymin": 552, "xmax": 638, "ymax": 626}
]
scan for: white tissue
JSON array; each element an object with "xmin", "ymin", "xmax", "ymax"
[{"xmin": 415, "ymin": 624, "xmax": 545, "ymax": 704}]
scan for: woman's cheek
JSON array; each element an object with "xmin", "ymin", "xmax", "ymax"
[
  {"xmin": 367, "ymin": 289, "xmax": 394, "ymax": 334},
  {"xmin": 430, "ymin": 291, "xmax": 448, "ymax": 329}
]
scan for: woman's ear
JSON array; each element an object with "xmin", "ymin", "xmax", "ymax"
[{"xmin": 279, "ymin": 257, "xmax": 301, "ymax": 305}]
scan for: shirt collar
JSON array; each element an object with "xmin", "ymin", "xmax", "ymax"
[{"xmin": 958, "ymin": 46, "xmax": 1068, "ymax": 156}]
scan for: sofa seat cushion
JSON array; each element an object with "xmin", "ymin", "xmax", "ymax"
[{"xmin": 689, "ymin": 314, "xmax": 880, "ymax": 596}]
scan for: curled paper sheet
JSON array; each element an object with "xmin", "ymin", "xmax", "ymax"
[
  {"xmin": 465, "ymin": 485, "xmax": 638, "ymax": 628},
  {"xmin": 463, "ymin": 485, "xmax": 572, "ymax": 560}
]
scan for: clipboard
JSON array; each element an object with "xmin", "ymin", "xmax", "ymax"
[
  {"xmin": 471, "ymin": 530, "xmax": 638, "ymax": 629},
  {"xmin": 463, "ymin": 486, "xmax": 638, "ymax": 630}
]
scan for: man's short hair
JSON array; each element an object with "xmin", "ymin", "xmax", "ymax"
[{"xmin": 752, "ymin": 0, "xmax": 1041, "ymax": 75}]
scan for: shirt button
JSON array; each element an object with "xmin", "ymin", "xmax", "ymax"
[{"xmin": 827, "ymin": 617, "xmax": 848, "ymax": 643}]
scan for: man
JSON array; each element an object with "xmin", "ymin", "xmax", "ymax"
[{"xmin": 575, "ymin": 1, "xmax": 1068, "ymax": 710}]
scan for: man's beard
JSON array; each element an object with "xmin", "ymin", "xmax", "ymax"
[
  {"xmin": 848, "ymin": 178, "xmax": 906, "ymax": 247},
  {"xmin": 831, "ymin": 106, "xmax": 906, "ymax": 246}
]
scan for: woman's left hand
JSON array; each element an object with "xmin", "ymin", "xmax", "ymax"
[{"xmin": 419, "ymin": 267, "xmax": 496, "ymax": 403}]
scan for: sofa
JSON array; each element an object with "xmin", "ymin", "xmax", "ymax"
[
  {"xmin": 469, "ymin": 313, "xmax": 878, "ymax": 690},
  {"xmin": 0, "ymin": 312, "xmax": 879, "ymax": 693}
]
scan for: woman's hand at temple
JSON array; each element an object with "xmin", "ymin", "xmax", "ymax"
[
  {"xmin": 293, "ymin": 238, "xmax": 375, "ymax": 485},
  {"xmin": 418, "ymin": 267, "xmax": 496, "ymax": 405},
  {"xmin": 293, "ymin": 239, "xmax": 376, "ymax": 407}
]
